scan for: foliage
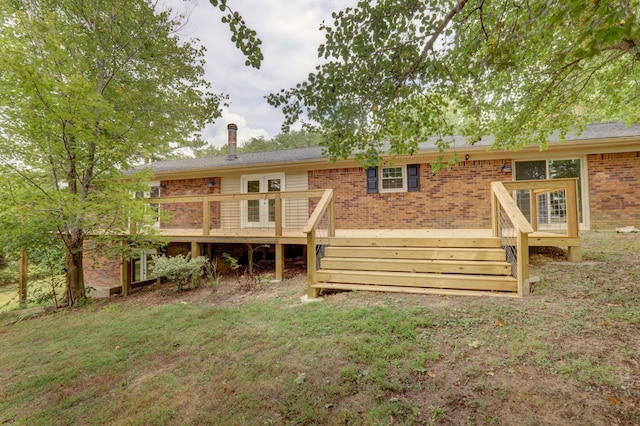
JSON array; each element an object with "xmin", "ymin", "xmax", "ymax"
[
  {"xmin": 222, "ymin": 252, "xmax": 240, "ymax": 271},
  {"xmin": 194, "ymin": 130, "xmax": 322, "ymax": 157},
  {"xmin": 209, "ymin": 0, "xmax": 263, "ymax": 69},
  {"xmin": 0, "ymin": 0, "xmax": 225, "ymax": 305},
  {"xmin": 268, "ymin": 0, "xmax": 640, "ymax": 165},
  {"xmin": 152, "ymin": 253, "xmax": 208, "ymax": 292}
]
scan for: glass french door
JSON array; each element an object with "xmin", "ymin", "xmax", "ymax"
[
  {"xmin": 241, "ymin": 174, "xmax": 283, "ymax": 227},
  {"xmin": 133, "ymin": 249, "xmax": 157, "ymax": 282}
]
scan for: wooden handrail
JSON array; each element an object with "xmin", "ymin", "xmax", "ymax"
[
  {"xmin": 490, "ymin": 182, "xmax": 534, "ymax": 234},
  {"xmin": 140, "ymin": 189, "xmax": 331, "ymax": 238},
  {"xmin": 502, "ymin": 178, "xmax": 577, "ymax": 191},
  {"xmin": 501, "ymin": 178, "xmax": 579, "ymax": 239},
  {"xmin": 302, "ymin": 189, "xmax": 334, "ymax": 299},
  {"xmin": 490, "ymin": 181, "xmax": 533, "ymax": 297},
  {"xmin": 147, "ymin": 189, "xmax": 327, "ymax": 205},
  {"xmin": 302, "ymin": 189, "xmax": 334, "ymax": 234}
]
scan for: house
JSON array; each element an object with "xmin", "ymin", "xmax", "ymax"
[{"xmin": 83, "ymin": 122, "xmax": 640, "ymax": 297}]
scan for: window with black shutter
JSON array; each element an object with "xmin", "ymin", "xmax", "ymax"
[
  {"xmin": 407, "ymin": 164, "xmax": 420, "ymax": 192},
  {"xmin": 366, "ymin": 167, "xmax": 378, "ymax": 193}
]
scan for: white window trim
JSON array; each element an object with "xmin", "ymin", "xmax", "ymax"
[
  {"xmin": 135, "ymin": 248, "xmax": 157, "ymax": 282},
  {"xmin": 513, "ymin": 156, "xmax": 589, "ymax": 230},
  {"xmin": 379, "ymin": 165, "xmax": 407, "ymax": 193}
]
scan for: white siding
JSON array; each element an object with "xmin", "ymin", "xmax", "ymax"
[
  {"xmin": 283, "ymin": 171, "xmax": 309, "ymax": 230},
  {"xmin": 220, "ymin": 176, "xmax": 241, "ymax": 229},
  {"xmin": 218, "ymin": 171, "xmax": 310, "ymax": 230}
]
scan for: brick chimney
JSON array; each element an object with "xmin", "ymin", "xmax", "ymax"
[{"xmin": 227, "ymin": 123, "xmax": 237, "ymax": 160}]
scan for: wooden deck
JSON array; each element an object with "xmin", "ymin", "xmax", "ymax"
[
  {"xmin": 156, "ymin": 227, "xmax": 578, "ymax": 248},
  {"xmin": 111, "ymin": 180, "xmax": 581, "ymax": 298}
]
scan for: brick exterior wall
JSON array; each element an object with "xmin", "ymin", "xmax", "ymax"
[
  {"xmin": 587, "ymin": 151, "xmax": 640, "ymax": 229},
  {"xmin": 309, "ymin": 159, "xmax": 510, "ymax": 229},
  {"xmin": 160, "ymin": 177, "xmax": 220, "ymax": 229},
  {"xmin": 83, "ymin": 242, "xmax": 121, "ymax": 287}
]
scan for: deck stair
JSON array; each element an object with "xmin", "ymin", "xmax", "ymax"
[{"xmin": 312, "ymin": 235, "xmax": 519, "ymax": 297}]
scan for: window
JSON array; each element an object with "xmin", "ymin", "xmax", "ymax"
[
  {"xmin": 135, "ymin": 181, "xmax": 161, "ymax": 227},
  {"xmin": 366, "ymin": 164, "xmax": 419, "ymax": 193},
  {"xmin": 381, "ymin": 167, "xmax": 405, "ymax": 191},
  {"xmin": 514, "ymin": 158, "xmax": 585, "ymax": 227}
]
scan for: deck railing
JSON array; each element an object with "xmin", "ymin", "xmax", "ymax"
[
  {"xmin": 137, "ymin": 189, "xmax": 329, "ymax": 237},
  {"xmin": 302, "ymin": 189, "xmax": 335, "ymax": 298},
  {"xmin": 491, "ymin": 178, "xmax": 581, "ymax": 295},
  {"xmin": 502, "ymin": 178, "xmax": 579, "ymax": 237},
  {"xmin": 491, "ymin": 182, "xmax": 534, "ymax": 296}
]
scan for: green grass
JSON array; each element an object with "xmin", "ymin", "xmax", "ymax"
[
  {"xmin": 0, "ymin": 231, "xmax": 639, "ymax": 425},
  {"xmin": 0, "ymin": 263, "xmax": 64, "ymax": 312}
]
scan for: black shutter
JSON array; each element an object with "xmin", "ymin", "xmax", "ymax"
[
  {"xmin": 407, "ymin": 164, "xmax": 420, "ymax": 192},
  {"xmin": 366, "ymin": 167, "xmax": 378, "ymax": 193}
]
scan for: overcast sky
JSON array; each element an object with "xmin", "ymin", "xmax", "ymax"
[{"xmin": 161, "ymin": 0, "xmax": 355, "ymax": 148}]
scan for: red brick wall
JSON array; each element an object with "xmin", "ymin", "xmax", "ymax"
[
  {"xmin": 587, "ymin": 152, "xmax": 640, "ymax": 229},
  {"xmin": 83, "ymin": 242, "xmax": 121, "ymax": 287},
  {"xmin": 160, "ymin": 177, "xmax": 220, "ymax": 229},
  {"xmin": 309, "ymin": 160, "xmax": 510, "ymax": 229}
]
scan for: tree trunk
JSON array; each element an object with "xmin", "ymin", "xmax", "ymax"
[
  {"xmin": 19, "ymin": 248, "xmax": 28, "ymax": 307},
  {"xmin": 65, "ymin": 236, "xmax": 86, "ymax": 306}
]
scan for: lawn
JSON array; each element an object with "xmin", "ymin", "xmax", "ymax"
[{"xmin": 0, "ymin": 231, "xmax": 638, "ymax": 425}]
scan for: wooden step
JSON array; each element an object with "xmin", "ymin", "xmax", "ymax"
[
  {"xmin": 311, "ymin": 283, "xmax": 520, "ymax": 298},
  {"xmin": 328, "ymin": 236, "xmax": 502, "ymax": 248},
  {"xmin": 324, "ymin": 246, "xmax": 506, "ymax": 261},
  {"xmin": 315, "ymin": 270, "xmax": 517, "ymax": 292},
  {"xmin": 320, "ymin": 257, "xmax": 511, "ymax": 275}
]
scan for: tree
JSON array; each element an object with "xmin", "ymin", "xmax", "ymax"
[
  {"xmin": 0, "ymin": 0, "xmax": 226, "ymax": 306},
  {"xmin": 268, "ymin": 0, "xmax": 640, "ymax": 165}
]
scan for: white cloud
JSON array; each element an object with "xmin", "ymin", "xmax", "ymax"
[
  {"xmin": 161, "ymin": 0, "xmax": 355, "ymax": 148},
  {"xmin": 203, "ymin": 108, "xmax": 270, "ymax": 148}
]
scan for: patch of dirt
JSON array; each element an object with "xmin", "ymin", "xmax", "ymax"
[
  {"xmin": 529, "ymin": 246, "xmax": 568, "ymax": 265},
  {"xmin": 112, "ymin": 260, "xmax": 310, "ymax": 309}
]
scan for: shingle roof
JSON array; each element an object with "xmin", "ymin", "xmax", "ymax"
[
  {"xmin": 141, "ymin": 122, "xmax": 640, "ymax": 174},
  {"xmin": 141, "ymin": 146, "xmax": 325, "ymax": 174}
]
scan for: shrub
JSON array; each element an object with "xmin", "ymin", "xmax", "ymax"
[{"xmin": 151, "ymin": 253, "xmax": 207, "ymax": 292}]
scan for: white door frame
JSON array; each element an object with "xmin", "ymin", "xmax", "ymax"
[{"xmin": 240, "ymin": 173, "xmax": 285, "ymax": 228}]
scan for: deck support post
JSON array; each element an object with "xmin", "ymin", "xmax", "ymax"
[
  {"xmin": 517, "ymin": 231, "xmax": 530, "ymax": 297},
  {"xmin": 19, "ymin": 248, "xmax": 27, "ymax": 307},
  {"xmin": 274, "ymin": 193, "xmax": 282, "ymax": 237},
  {"xmin": 567, "ymin": 246, "xmax": 582, "ymax": 263},
  {"xmin": 247, "ymin": 243, "xmax": 253, "ymax": 275},
  {"xmin": 275, "ymin": 243, "xmax": 284, "ymax": 281},
  {"xmin": 565, "ymin": 180, "xmax": 581, "ymax": 263},
  {"xmin": 307, "ymin": 230, "xmax": 319, "ymax": 298},
  {"xmin": 191, "ymin": 241, "xmax": 201, "ymax": 258}
]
